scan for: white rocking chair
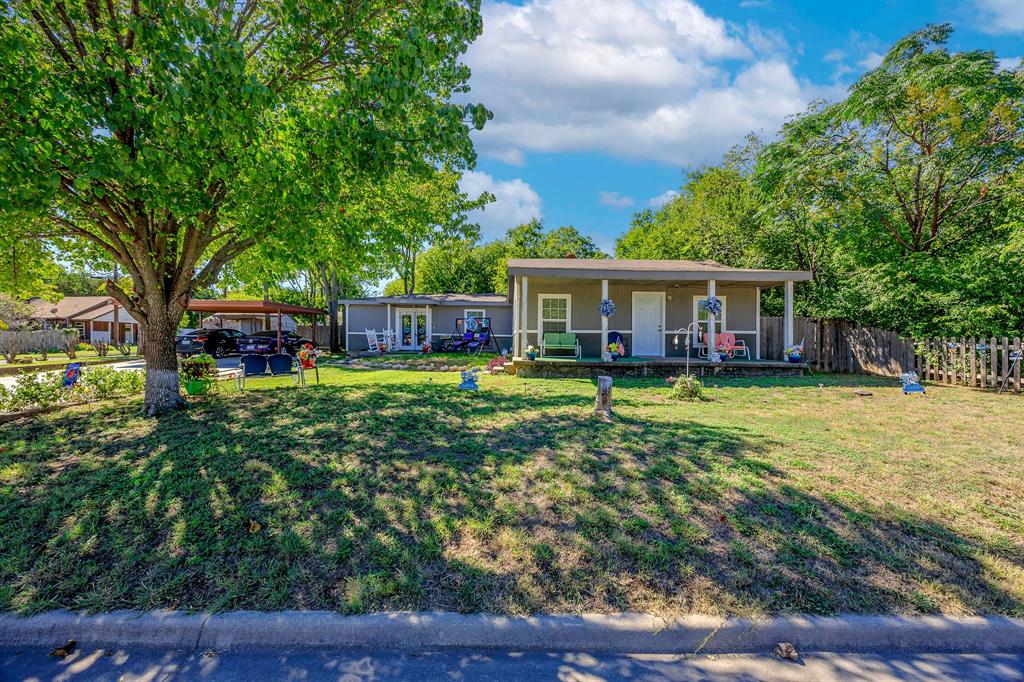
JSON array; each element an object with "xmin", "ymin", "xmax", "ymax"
[{"xmin": 365, "ymin": 329, "xmax": 381, "ymax": 354}]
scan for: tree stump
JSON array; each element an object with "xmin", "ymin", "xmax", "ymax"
[{"xmin": 594, "ymin": 375, "xmax": 613, "ymax": 419}]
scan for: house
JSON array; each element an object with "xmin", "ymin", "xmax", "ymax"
[
  {"xmin": 28, "ymin": 296, "xmax": 140, "ymax": 343},
  {"xmin": 342, "ymin": 293, "xmax": 513, "ymax": 352},
  {"xmin": 506, "ymin": 259, "xmax": 811, "ymax": 360}
]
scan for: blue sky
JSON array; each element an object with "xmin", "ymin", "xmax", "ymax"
[{"xmin": 459, "ymin": 0, "xmax": 1023, "ymax": 254}]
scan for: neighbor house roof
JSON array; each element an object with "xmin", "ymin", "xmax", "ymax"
[
  {"xmin": 186, "ymin": 299, "xmax": 325, "ymax": 315},
  {"xmin": 506, "ymin": 259, "xmax": 812, "ymax": 286},
  {"xmin": 340, "ymin": 293, "xmax": 511, "ymax": 307},
  {"xmin": 28, "ymin": 296, "xmax": 112, "ymax": 321}
]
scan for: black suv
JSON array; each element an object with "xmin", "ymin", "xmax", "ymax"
[{"xmin": 176, "ymin": 328, "xmax": 245, "ymax": 358}]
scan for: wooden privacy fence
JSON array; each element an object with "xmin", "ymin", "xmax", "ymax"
[
  {"xmin": 915, "ymin": 337, "xmax": 1022, "ymax": 393},
  {"xmin": 762, "ymin": 317, "xmax": 1021, "ymax": 392},
  {"xmin": 0, "ymin": 329, "xmax": 70, "ymax": 354}
]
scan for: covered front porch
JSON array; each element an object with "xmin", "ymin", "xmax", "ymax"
[{"xmin": 506, "ymin": 258, "xmax": 811, "ymax": 371}]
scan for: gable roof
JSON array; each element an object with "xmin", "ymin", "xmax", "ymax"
[{"xmin": 29, "ymin": 296, "xmax": 112, "ymax": 320}]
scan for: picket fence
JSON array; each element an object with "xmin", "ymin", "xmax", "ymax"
[{"xmin": 761, "ymin": 317, "xmax": 1021, "ymax": 393}]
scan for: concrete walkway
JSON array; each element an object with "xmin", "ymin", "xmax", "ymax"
[{"xmin": 2, "ymin": 646, "xmax": 1022, "ymax": 681}]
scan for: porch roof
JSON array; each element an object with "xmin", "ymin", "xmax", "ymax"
[
  {"xmin": 186, "ymin": 299, "xmax": 325, "ymax": 315},
  {"xmin": 506, "ymin": 259, "xmax": 811, "ymax": 287}
]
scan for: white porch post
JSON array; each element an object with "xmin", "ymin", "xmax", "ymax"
[
  {"xmin": 706, "ymin": 279, "xmax": 717, "ymax": 356},
  {"xmin": 784, "ymin": 280, "xmax": 794, "ymax": 349},
  {"xmin": 755, "ymin": 287, "xmax": 762, "ymax": 360},
  {"xmin": 512, "ymin": 275, "xmax": 521, "ymax": 358},
  {"xmin": 600, "ymin": 279, "xmax": 609, "ymax": 358},
  {"xmin": 520, "ymin": 276, "xmax": 529, "ymax": 355}
]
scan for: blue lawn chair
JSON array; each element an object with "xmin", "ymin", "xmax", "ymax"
[
  {"xmin": 237, "ymin": 354, "xmax": 268, "ymax": 390},
  {"xmin": 268, "ymin": 353, "xmax": 305, "ymax": 387}
]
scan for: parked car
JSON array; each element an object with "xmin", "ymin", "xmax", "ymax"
[
  {"xmin": 239, "ymin": 330, "xmax": 316, "ymax": 355},
  {"xmin": 176, "ymin": 328, "xmax": 245, "ymax": 358}
]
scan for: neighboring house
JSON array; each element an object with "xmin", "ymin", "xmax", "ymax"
[
  {"xmin": 505, "ymin": 259, "xmax": 812, "ymax": 359},
  {"xmin": 28, "ymin": 296, "xmax": 140, "ymax": 344},
  {"xmin": 203, "ymin": 312, "xmax": 297, "ymax": 334},
  {"xmin": 342, "ymin": 293, "xmax": 514, "ymax": 352}
]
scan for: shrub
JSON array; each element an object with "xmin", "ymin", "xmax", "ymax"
[
  {"xmin": 83, "ymin": 367, "xmax": 146, "ymax": 400},
  {"xmin": 92, "ymin": 340, "xmax": 110, "ymax": 357},
  {"xmin": 180, "ymin": 353, "xmax": 217, "ymax": 382},
  {"xmin": 61, "ymin": 329, "xmax": 80, "ymax": 359},
  {"xmin": 669, "ymin": 375, "xmax": 705, "ymax": 401},
  {"xmin": 6, "ymin": 372, "xmax": 67, "ymax": 410},
  {"xmin": 486, "ymin": 355, "xmax": 507, "ymax": 375},
  {"xmin": 115, "ymin": 342, "xmax": 134, "ymax": 357}
]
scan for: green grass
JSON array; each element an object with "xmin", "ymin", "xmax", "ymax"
[{"xmin": 1, "ymin": 369, "xmax": 1022, "ymax": 617}]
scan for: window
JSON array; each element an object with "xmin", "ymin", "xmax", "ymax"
[
  {"xmin": 693, "ymin": 295, "xmax": 726, "ymax": 345},
  {"xmin": 539, "ymin": 295, "xmax": 570, "ymax": 334},
  {"xmin": 465, "ymin": 309, "xmax": 485, "ymax": 320}
]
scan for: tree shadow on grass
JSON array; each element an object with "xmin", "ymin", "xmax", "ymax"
[{"xmin": 0, "ymin": 378, "xmax": 1020, "ymax": 618}]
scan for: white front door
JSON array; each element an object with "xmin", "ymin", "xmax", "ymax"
[
  {"xmin": 632, "ymin": 292, "xmax": 664, "ymax": 356},
  {"xmin": 396, "ymin": 308, "xmax": 430, "ymax": 350}
]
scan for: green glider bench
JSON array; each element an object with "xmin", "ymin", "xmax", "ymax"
[{"xmin": 541, "ymin": 332, "xmax": 581, "ymax": 359}]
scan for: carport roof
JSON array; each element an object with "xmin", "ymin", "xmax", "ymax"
[{"xmin": 186, "ymin": 300, "xmax": 325, "ymax": 315}]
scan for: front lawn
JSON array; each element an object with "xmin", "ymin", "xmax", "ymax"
[{"xmin": 1, "ymin": 369, "xmax": 1022, "ymax": 616}]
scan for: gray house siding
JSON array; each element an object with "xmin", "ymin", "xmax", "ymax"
[
  {"xmin": 522, "ymin": 282, "xmax": 759, "ymax": 358},
  {"xmin": 346, "ymin": 301, "xmax": 513, "ymax": 353}
]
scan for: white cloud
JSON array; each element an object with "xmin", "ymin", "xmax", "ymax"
[
  {"xmin": 974, "ymin": 0, "xmax": 1024, "ymax": 34},
  {"xmin": 464, "ymin": 0, "xmax": 833, "ymax": 166},
  {"xmin": 649, "ymin": 189, "xmax": 680, "ymax": 208},
  {"xmin": 459, "ymin": 170, "xmax": 542, "ymax": 239},
  {"xmin": 857, "ymin": 52, "xmax": 884, "ymax": 70},
  {"xmin": 998, "ymin": 56, "xmax": 1022, "ymax": 71},
  {"xmin": 598, "ymin": 190, "xmax": 635, "ymax": 208},
  {"xmin": 482, "ymin": 146, "xmax": 526, "ymax": 166}
]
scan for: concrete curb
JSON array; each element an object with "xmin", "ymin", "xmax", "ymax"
[{"xmin": 1, "ymin": 611, "xmax": 1023, "ymax": 654}]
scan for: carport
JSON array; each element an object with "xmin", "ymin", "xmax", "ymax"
[{"xmin": 186, "ymin": 300, "xmax": 326, "ymax": 352}]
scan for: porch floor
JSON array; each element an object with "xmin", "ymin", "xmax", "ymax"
[{"xmin": 511, "ymin": 356, "xmax": 808, "ymax": 378}]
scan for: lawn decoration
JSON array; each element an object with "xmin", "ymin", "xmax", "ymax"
[
  {"xmin": 464, "ymin": 316, "xmax": 479, "ymax": 332},
  {"xmin": 297, "ymin": 343, "xmax": 319, "ymax": 369},
  {"xmin": 180, "ymin": 353, "xmax": 217, "ymax": 396},
  {"xmin": 900, "ymin": 372, "xmax": 926, "ymax": 395},
  {"xmin": 62, "ymin": 362, "xmax": 81, "ymax": 388},
  {"xmin": 458, "ymin": 367, "xmax": 480, "ymax": 391},
  {"xmin": 709, "ymin": 350, "xmax": 723, "ymax": 363},
  {"xmin": 599, "ymin": 298, "xmax": 616, "ymax": 317},
  {"xmin": 703, "ymin": 297, "xmax": 722, "ymax": 317},
  {"xmin": 998, "ymin": 351, "xmax": 1022, "ymax": 394}
]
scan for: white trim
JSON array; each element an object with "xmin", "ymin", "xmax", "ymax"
[
  {"xmin": 520, "ymin": 276, "xmax": 529, "ymax": 354},
  {"xmin": 630, "ymin": 291, "xmax": 666, "ymax": 357},
  {"xmin": 511, "ymin": 275, "xmax": 520, "ymax": 357},
  {"xmin": 600, "ymin": 279, "xmax": 609, "ymax": 357},
  {"xmin": 394, "ymin": 307, "xmax": 432, "ymax": 350},
  {"xmin": 784, "ymin": 280, "xmax": 794, "ymax": 348},
  {"xmin": 755, "ymin": 287, "xmax": 761, "ymax": 360},
  {"xmin": 537, "ymin": 293, "xmax": 572, "ymax": 335},
  {"xmin": 692, "ymin": 294, "xmax": 727, "ymax": 346}
]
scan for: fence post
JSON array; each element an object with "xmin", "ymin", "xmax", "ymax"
[
  {"xmin": 1015, "ymin": 337, "xmax": 1021, "ymax": 394},
  {"xmin": 990, "ymin": 337, "xmax": 998, "ymax": 389}
]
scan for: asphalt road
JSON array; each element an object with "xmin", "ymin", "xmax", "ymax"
[{"xmin": 2, "ymin": 647, "xmax": 1023, "ymax": 681}]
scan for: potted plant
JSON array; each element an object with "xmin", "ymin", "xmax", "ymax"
[
  {"xmin": 525, "ymin": 344, "xmax": 538, "ymax": 361},
  {"xmin": 421, "ymin": 341, "xmax": 432, "ymax": 354},
  {"xmin": 180, "ymin": 353, "xmax": 217, "ymax": 395},
  {"xmin": 297, "ymin": 343, "xmax": 320, "ymax": 369},
  {"xmin": 784, "ymin": 343, "xmax": 804, "ymax": 363},
  {"xmin": 607, "ymin": 341, "xmax": 621, "ymax": 360}
]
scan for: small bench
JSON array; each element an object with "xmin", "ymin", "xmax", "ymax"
[
  {"xmin": 237, "ymin": 353, "xmax": 307, "ymax": 389},
  {"xmin": 541, "ymin": 332, "xmax": 581, "ymax": 358}
]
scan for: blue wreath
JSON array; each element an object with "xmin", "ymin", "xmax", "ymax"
[
  {"xmin": 704, "ymin": 297, "xmax": 722, "ymax": 317},
  {"xmin": 599, "ymin": 298, "xmax": 616, "ymax": 317},
  {"xmin": 464, "ymin": 317, "xmax": 479, "ymax": 332}
]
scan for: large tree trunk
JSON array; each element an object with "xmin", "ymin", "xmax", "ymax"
[{"xmin": 141, "ymin": 304, "xmax": 185, "ymax": 416}]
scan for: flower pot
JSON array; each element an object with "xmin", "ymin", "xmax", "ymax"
[
  {"xmin": 787, "ymin": 353, "xmax": 802, "ymax": 363},
  {"xmin": 300, "ymin": 359, "xmax": 316, "ymax": 369},
  {"xmin": 609, "ymin": 352, "xmax": 620, "ymax": 361},
  {"xmin": 526, "ymin": 352, "xmax": 537, "ymax": 361},
  {"xmin": 185, "ymin": 378, "xmax": 212, "ymax": 396}
]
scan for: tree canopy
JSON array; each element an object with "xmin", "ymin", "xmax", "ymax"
[{"xmin": 0, "ymin": 0, "xmax": 489, "ymax": 412}]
